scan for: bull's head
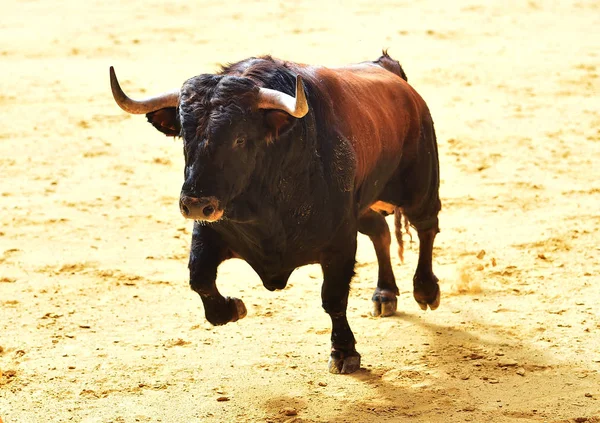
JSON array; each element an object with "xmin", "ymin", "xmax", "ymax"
[{"xmin": 110, "ymin": 67, "xmax": 308, "ymax": 222}]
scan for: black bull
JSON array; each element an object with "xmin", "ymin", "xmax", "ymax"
[{"xmin": 110, "ymin": 52, "xmax": 441, "ymax": 374}]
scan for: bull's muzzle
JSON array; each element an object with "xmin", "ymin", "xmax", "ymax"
[{"xmin": 179, "ymin": 196, "xmax": 224, "ymax": 222}]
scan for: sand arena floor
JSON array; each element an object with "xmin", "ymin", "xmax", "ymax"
[{"xmin": 1, "ymin": 0, "xmax": 599, "ymax": 422}]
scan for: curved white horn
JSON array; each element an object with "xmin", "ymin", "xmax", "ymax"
[
  {"xmin": 257, "ymin": 74, "xmax": 308, "ymax": 118},
  {"xmin": 110, "ymin": 66, "xmax": 180, "ymax": 114}
]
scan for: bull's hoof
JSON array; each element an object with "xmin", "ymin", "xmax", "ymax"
[
  {"xmin": 413, "ymin": 273, "xmax": 440, "ymax": 311},
  {"xmin": 371, "ymin": 288, "xmax": 398, "ymax": 317},
  {"xmin": 204, "ymin": 296, "xmax": 247, "ymax": 326},
  {"xmin": 328, "ymin": 350, "xmax": 361, "ymax": 374},
  {"xmin": 227, "ymin": 296, "xmax": 247, "ymax": 322}
]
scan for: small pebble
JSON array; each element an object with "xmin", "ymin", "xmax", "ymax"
[
  {"xmin": 584, "ymin": 393, "xmax": 592, "ymax": 398},
  {"xmin": 476, "ymin": 250, "xmax": 486, "ymax": 259},
  {"xmin": 516, "ymin": 367, "xmax": 526, "ymax": 376},
  {"xmin": 498, "ymin": 359, "xmax": 518, "ymax": 367},
  {"xmin": 318, "ymin": 382, "xmax": 327, "ymax": 387},
  {"xmin": 489, "ymin": 378, "xmax": 499, "ymax": 384},
  {"xmin": 216, "ymin": 396, "xmax": 230, "ymax": 402}
]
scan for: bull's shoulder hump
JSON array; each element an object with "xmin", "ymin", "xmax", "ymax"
[{"xmin": 312, "ymin": 64, "xmax": 407, "ymax": 87}]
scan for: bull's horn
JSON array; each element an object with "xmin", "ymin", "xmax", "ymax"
[
  {"xmin": 257, "ymin": 74, "xmax": 308, "ymax": 118},
  {"xmin": 110, "ymin": 66, "xmax": 180, "ymax": 114}
]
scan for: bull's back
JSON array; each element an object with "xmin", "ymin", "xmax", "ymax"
[{"xmin": 307, "ymin": 63, "xmax": 425, "ymax": 193}]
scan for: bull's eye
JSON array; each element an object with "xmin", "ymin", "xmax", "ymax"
[{"xmin": 234, "ymin": 138, "xmax": 246, "ymax": 147}]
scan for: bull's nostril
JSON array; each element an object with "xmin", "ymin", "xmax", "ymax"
[
  {"xmin": 202, "ymin": 205, "xmax": 215, "ymax": 217},
  {"xmin": 182, "ymin": 205, "xmax": 190, "ymax": 216}
]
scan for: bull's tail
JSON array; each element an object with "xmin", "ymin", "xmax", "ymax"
[
  {"xmin": 394, "ymin": 207, "xmax": 412, "ymax": 263},
  {"xmin": 374, "ymin": 49, "xmax": 408, "ymax": 82}
]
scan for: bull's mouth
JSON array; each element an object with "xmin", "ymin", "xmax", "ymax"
[{"xmin": 179, "ymin": 196, "xmax": 224, "ymax": 222}]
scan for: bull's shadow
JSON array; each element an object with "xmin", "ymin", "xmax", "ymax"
[{"xmin": 325, "ymin": 310, "xmax": 572, "ymax": 423}]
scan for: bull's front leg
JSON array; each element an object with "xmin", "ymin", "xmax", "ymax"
[
  {"xmin": 320, "ymin": 239, "xmax": 361, "ymax": 374},
  {"xmin": 189, "ymin": 223, "xmax": 246, "ymax": 326}
]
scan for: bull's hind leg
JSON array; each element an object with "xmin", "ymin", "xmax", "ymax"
[
  {"xmin": 358, "ymin": 210, "xmax": 399, "ymax": 317},
  {"xmin": 401, "ymin": 115, "xmax": 442, "ymax": 311},
  {"xmin": 412, "ymin": 226, "xmax": 440, "ymax": 310}
]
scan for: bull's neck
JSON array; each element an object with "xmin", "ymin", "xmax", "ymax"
[{"xmin": 230, "ymin": 120, "xmax": 321, "ymax": 221}]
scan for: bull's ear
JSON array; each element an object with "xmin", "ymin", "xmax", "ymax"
[
  {"xmin": 146, "ymin": 107, "xmax": 180, "ymax": 137},
  {"xmin": 264, "ymin": 110, "xmax": 295, "ymax": 141}
]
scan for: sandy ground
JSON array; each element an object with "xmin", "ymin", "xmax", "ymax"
[{"xmin": 1, "ymin": 0, "xmax": 599, "ymax": 422}]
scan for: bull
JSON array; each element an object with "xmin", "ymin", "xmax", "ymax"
[{"xmin": 110, "ymin": 52, "xmax": 441, "ymax": 374}]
